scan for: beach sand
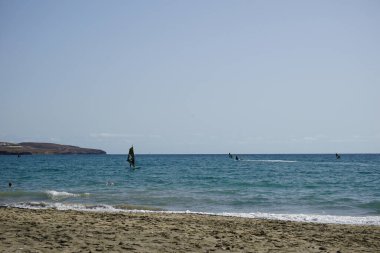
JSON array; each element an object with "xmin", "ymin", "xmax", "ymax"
[{"xmin": 0, "ymin": 208, "xmax": 379, "ymax": 252}]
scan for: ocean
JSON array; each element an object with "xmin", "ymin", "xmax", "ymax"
[{"xmin": 1, "ymin": 154, "xmax": 379, "ymax": 225}]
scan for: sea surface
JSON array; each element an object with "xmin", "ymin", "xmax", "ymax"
[{"xmin": 1, "ymin": 154, "xmax": 380, "ymax": 225}]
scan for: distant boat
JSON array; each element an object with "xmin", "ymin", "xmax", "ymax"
[{"xmin": 127, "ymin": 146, "xmax": 135, "ymax": 168}]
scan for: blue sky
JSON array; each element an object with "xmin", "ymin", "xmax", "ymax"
[{"xmin": 1, "ymin": 0, "xmax": 379, "ymax": 154}]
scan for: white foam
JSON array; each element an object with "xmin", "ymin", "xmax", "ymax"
[
  {"xmin": 45, "ymin": 190, "xmax": 90, "ymax": 200},
  {"xmin": 216, "ymin": 212, "xmax": 380, "ymax": 226},
  {"xmin": 52, "ymin": 203, "xmax": 119, "ymax": 212},
  {"xmin": 7, "ymin": 202, "xmax": 380, "ymax": 226},
  {"xmin": 118, "ymin": 210, "xmax": 380, "ymax": 226},
  {"xmin": 242, "ymin": 159, "xmax": 297, "ymax": 163},
  {"xmin": 46, "ymin": 190, "xmax": 78, "ymax": 198},
  {"xmin": 10, "ymin": 202, "xmax": 119, "ymax": 212},
  {"xmin": 11, "ymin": 202, "xmax": 49, "ymax": 209}
]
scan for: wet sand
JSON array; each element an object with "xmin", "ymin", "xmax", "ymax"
[{"xmin": 0, "ymin": 207, "xmax": 379, "ymax": 252}]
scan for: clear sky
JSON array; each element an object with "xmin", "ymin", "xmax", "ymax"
[{"xmin": 1, "ymin": 0, "xmax": 379, "ymax": 154}]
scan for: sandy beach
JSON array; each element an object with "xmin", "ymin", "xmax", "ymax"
[{"xmin": 0, "ymin": 208, "xmax": 379, "ymax": 252}]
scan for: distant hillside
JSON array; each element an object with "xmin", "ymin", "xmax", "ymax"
[{"xmin": 0, "ymin": 142, "xmax": 106, "ymax": 155}]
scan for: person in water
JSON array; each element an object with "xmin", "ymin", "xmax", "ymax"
[
  {"xmin": 128, "ymin": 157, "xmax": 135, "ymax": 168},
  {"xmin": 336, "ymin": 153, "xmax": 341, "ymax": 159},
  {"xmin": 235, "ymin": 155, "xmax": 239, "ymax": 160},
  {"xmin": 228, "ymin": 153, "xmax": 233, "ymax": 159},
  {"xmin": 8, "ymin": 182, "xmax": 12, "ymax": 188}
]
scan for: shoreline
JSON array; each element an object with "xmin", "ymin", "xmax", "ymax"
[
  {"xmin": 0, "ymin": 196, "xmax": 380, "ymax": 226},
  {"xmin": 3, "ymin": 199, "xmax": 380, "ymax": 226},
  {"xmin": 1, "ymin": 207, "xmax": 379, "ymax": 252}
]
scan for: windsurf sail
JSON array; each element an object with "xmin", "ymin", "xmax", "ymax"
[{"xmin": 127, "ymin": 146, "xmax": 135, "ymax": 167}]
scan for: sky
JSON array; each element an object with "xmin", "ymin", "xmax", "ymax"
[{"xmin": 1, "ymin": 0, "xmax": 379, "ymax": 154}]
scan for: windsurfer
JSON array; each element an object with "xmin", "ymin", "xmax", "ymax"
[{"xmin": 127, "ymin": 146, "xmax": 136, "ymax": 168}]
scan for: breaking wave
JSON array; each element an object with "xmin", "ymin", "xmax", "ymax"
[
  {"xmin": 45, "ymin": 190, "xmax": 90, "ymax": 200},
  {"xmin": 0, "ymin": 190, "xmax": 90, "ymax": 201},
  {"xmin": 3, "ymin": 202, "xmax": 379, "ymax": 226}
]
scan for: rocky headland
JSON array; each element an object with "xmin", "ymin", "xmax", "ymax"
[{"xmin": 0, "ymin": 142, "xmax": 106, "ymax": 155}]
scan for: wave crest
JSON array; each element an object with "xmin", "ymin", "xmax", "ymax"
[
  {"xmin": 242, "ymin": 159, "xmax": 297, "ymax": 163},
  {"xmin": 45, "ymin": 190, "xmax": 90, "ymax": 200}
]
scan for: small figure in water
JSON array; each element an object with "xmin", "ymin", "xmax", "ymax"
[
  {"xmin": 8, "ymin": 182, "xmax": 12, "ymax": 188},
  {"xmin": 336, "ymin": 153, "xmax": 341, "ymax": 159},
  {"xmin": 228, "ymin": 153, "xmax": 233, "ymax": 159},
  {"xmin": 235, "ymin": 155, "xmax": 239, "ymax": 161},
  {"xmin": 127, "ymin": 146, "xmax": 135, "ymax": 168}
]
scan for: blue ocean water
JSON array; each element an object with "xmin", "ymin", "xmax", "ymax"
[{"xmin": 1, "ymin": 154, "xmax": 380, "ymax": 225}]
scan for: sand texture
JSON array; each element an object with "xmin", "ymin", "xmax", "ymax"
[{"xmin": 0, "ymin": 207, "xmax": 379, "ymax": 252}]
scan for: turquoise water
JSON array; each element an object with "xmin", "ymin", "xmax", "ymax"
[{"xmin": 1, "ymin": 154, "xmax": 380, "ymax": 224}]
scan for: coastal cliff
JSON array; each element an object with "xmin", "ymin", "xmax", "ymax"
[{"xmin": 0, "ymin": 142, "xmax": 106, "ymax": 155}]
